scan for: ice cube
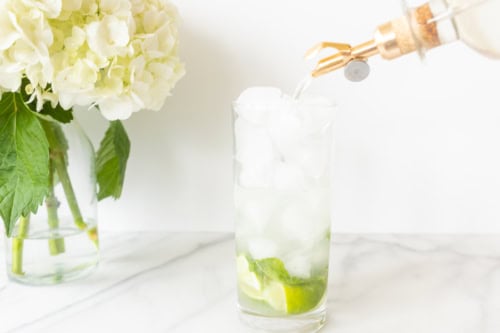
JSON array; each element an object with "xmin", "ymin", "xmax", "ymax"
[
  {"xmin": 306, "ymin": 187, "xmax": 331, "ymax": 221},
  {"xmin": 234, "ymin": 118, "xmax": 273, "ymax": 160},
  {"xmin": 311, "ymin": 238, "xmax": 331, "ymax": 269},
  {"xmin": 280, "ymin": 200, "xmax": 315, "ymax": 243},
  {"xmin": 267, "ymin": 103, "xmax": 305, "ymax": 159},
  {"xmin": 293, "ymin": 97, "xmax": 334, "ymax": 180},
  {"xmin": 234, "ymin": 87, "xmax": 334, "ymax": 187},
  {"xmin": 247, "ymin": 238, "xmax": 278, "ymax": 260},
  {"xmin": 235, "ymin": 87, "xmax": 282, "ymax": 125},
  {"xmin": 234, "ymin": 187, "xmax": 276, "ymax": 232},
  {"xmin": 283, "ymin": 255, "xmax": 312, "ymax": 279},
  {"xmin": 303, "ymin": 188, "xmax": 331, "ymax": 233},
  {"xmin": 234, "ymin": 118, "xmax": 273, "ymax": 163},
  {"xmin": 273, "ymin": 161, "xmax": 306, "ymax": 191},
  {"xmin": 280, "ymin": 193, "xmax": 330, "ymax": 244},
  {"xmin": 292, "ymin": 137, "xmax": 331, "ymax": 180},
  {"xmin": 234, "ymin": 118, "xmax": 274, "ymax": 187},
  {"xmin": 239, "ymin": 167, "xmax": 273, "ymax": 188},
  {"xmin": 236, "ymin": 87, "xmax": 282, "ymax": 106},
  {"xmin": 235, "ymin": 104, "xmax": 270, "ymax": 125}
]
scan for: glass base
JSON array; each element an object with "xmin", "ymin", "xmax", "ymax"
[
  {"xmin": 239, "ymin": 306, "xmax": 326, "ymax": 333},
  {"xmin": 6, "ymin": 222, "xmax": 99, "ymax": 286},
  {"xmin": 8, "ymin": 260, "xmax": 98, "ymax": 286},
  {"xmin": 0, "ymin": 270, "xmax": 6, "ymax": 291}
]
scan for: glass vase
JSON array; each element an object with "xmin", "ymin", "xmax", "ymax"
[
  {"xmin": 0, "ymin": 242, "xmax": 5, "ymax": 291},
  {"xmin": 233, "ymin": 87, "xmax": 335, "ymax": 332},
  {"xmin": 5, "ymin": 121, "xmax": 99, "ymax": 285}
]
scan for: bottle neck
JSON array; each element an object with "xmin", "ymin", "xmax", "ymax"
[
  {"xmin": 307, "ymin": 0, "xmax": 474, "ymax": 77},
  {"xmin": 373, "ymin": 1, "xmax": 460, "ymax": 60},
  {"xmin": 426, "ymin": 0, "xmax": 460, "ymax": 45}
]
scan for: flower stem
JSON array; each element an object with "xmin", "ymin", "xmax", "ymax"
[
  {"xmin": 41, "ymin": 120, "xmax": 88, "ymax": 231},
  {"xmin": 53, "ymin": 151, "xmax": 87, "ymax": 230},
  {"xmin": 47, "ymin": 160, "xmax": 66, "ymax": 255},
  {"xmin": 11, "ymin": 215, "xmax": 30, "ymax": 275}
]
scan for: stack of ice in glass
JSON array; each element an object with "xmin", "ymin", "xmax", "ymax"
[{"xmin": 234, "ymin": 87, "xmax": 334, "ymax": 316}]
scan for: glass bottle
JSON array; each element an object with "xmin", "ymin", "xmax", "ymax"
[
  {"xmin": 411, "ymin": 0, "xmax": 500, "ymax": 58},
  {"xmin": 308, "ymin": 0, "xmax": 500, "ymax": 79}
]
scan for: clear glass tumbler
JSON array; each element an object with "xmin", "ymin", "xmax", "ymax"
[{"xmin": 233, "ymin": 87, "xmax": 335, "ymax": 332}]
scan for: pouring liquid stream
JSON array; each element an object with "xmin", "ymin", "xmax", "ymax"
[{"xmin": 292, "ymin": 75, "xmax": 313, "ymax": 101}]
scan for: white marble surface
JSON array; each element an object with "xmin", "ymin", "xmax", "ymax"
[{"xmin": 2, "ymin": 232, "xmax": 500, "ymax": 333}]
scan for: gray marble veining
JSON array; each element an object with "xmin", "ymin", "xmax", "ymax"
[{"xmin": 1, "ymin": 233, "xmax": 500, "ymax": 333}]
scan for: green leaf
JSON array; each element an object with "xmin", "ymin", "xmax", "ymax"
[
  {"xmin": 32, "ymin": 111, "xmax": 61, "ymax": 124},
  {"xmin": 39, "ymin": 103, "xmax": 73, "ymax": 124},
  {"xmin": 252, "ymin": 258, "xmax": 292, "ymax": 282},
  {"xmin": 250, "ymin": 257, "xmax": 327, "ymax": 286},
  {"xmin": 96, "ymin": 120, "xmax": 130, "ymax": 201},
  {"xmin": 18, "ymin": 78, "xmax": 73, "ymax": 124},
  {"xmin": 0, "ymin": 93, "xmax": 50, "ymax": 236},
  {"xmin": 41, "ymin": 121, "xmax": 69, "ymax": 185}
]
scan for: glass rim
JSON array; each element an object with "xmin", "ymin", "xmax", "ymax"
[{"xmin": 232, "ymin": 97, "xmax": 337, "ymax": 110}]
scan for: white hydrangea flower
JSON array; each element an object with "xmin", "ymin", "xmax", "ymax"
[
  {"xmin": 0, "ymin": 10, "xmax": 20, "ymax": 51},
  {"xmin": 0, "ymin": 0, "xmax": 185, "ymax": 120},
  {"xmin": 86, "ymin": 15, "xmax": 130, "ymax": 58},
  {"xmin": 61, "ymin": 0, "xmax": 82, "ymax": 12}
]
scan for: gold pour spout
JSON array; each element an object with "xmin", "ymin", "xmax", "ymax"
[
  {"xmin": 306, "ymin": 3, "xmax": 444, "ymax": 80},
  {"xmin": 306, "ymin": 40, "xmax": 379, "ymax": 78}
]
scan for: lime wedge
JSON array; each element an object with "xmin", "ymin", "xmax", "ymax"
[
  {"xmin": 237, "ymin": 255, "xmax": 327, "ymax": 314},
  {"xmin": 283, "ymin": 281, "xmax": 326, "ymax": 314},
  {"xmin": 261, "ymin": 280, "xmax": 326, "ymax": 314},
  {"xmin": 237, "ymin": 255, "xmax": 263, "ymax": 300},
  {"xmin": 262, "ymin": 281, "xmax": 287, "ymax": 312}
]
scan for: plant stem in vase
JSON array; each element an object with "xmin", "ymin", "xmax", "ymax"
[
  {"xmin": 47, "ymin": 160, "xmax": 65, "ymax": 255},
  {"xmin": 11, "ymin": 215, "xmax": 30, "ymax": 275},
  {"xmin": 41, "ymin": 121, "xmax": 88, "ymax": 231}
]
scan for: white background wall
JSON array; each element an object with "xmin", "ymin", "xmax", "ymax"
[{"xmin": 78, "ymin": 0, "xmax": 500, "ymax": 233}]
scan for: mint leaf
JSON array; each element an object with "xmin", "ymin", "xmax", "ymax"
[
  {"xmin": 250, "ymin": 257, "xmax": 326, "ymax": 286},
  {"xmin": 251, "ymin": 257, "xmax": 307, "ymax": 285},
  {"xmin": 252, "ymin": 258, "xmax": 291, "ymax": 282},
  {"xmin": 0, "ymin": 93, "xmax": 49, "ymax": 236},
  {"xmin": 96, "ymin": 120, "xmax": 130, "ymax": 200}
]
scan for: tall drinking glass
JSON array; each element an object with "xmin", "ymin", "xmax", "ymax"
[{"xmin": 233, "ymin": 87, "xmax": 335, "ymax": 332}]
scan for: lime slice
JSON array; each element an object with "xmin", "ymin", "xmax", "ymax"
[
  {"xmin": 237, "ymin": 255, "xmax": 327, "ymax": 314},
  {"xmin": 237, "ymin": 255, "xmax": 264, "ymax": 300},
  {"xmin": 262, "ymin": 280, "xmax": 326, "ymax": 314},
  {"xmin": 262, "ymin": 281, "xmax": 287, "ymax": 312},
  {"xmin": 283, "ymin": 281, "xmax": 326, "ymax": 314}
]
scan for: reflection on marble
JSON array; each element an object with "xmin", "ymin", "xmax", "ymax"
[
  {"xmin": 1, "ymin": 233, "xmax": 500, "ymax": 332},
  {"xmin": 0, "ymin": 236, "xmax": 6, "ymax": 292},
  {"xmin": 0, "ymin": 274, "xmax": 5, "ymax": 293}
]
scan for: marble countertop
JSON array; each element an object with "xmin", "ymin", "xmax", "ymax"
[{"xmin": 1, "ymin": 232, "xmax": 500, "ymax": 333}]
